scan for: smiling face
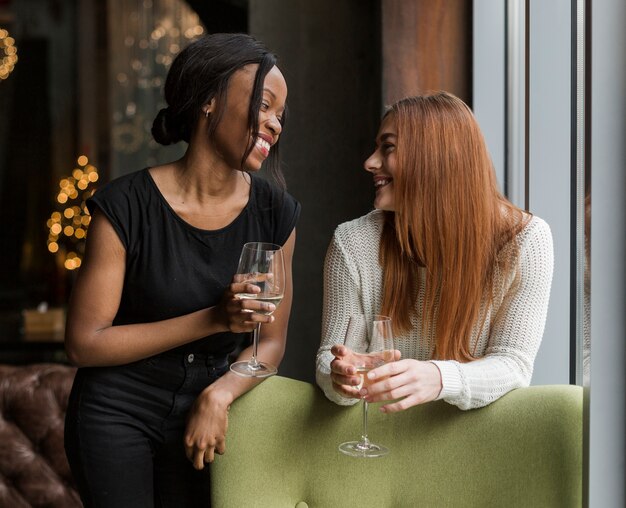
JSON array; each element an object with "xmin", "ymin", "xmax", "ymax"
[
  {"xmin": 364, "ymin": 114, "xmax": 398, "ymax": 211},
  {"xmin": 206, "ymin": 64, "xmax": 287, "ymax": 172}
]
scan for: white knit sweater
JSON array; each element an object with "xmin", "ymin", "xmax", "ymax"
[{"xmin": 315, "ymin": 210, "xmax": 554, "ymax": 410}]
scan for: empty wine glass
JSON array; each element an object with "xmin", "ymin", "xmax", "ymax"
[
  {"xmin": 338, "ymin": 314, "xmax": 395, "ymax": 458},
  {"xmin": 229, "ymin": 242, "xmax": 285, "ymax": 378}
]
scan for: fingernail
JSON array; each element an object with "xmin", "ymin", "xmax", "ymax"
[
  {"xmin": 367, "ymin": 371, "xmax": 376, "ymax": 379},
  {"xmin": 360, "ymin": 388, "xmax": 368, "ymax": 396},
  {"xmin": 379, "ymin": 407, "xmax": 387, "ymax": 413}
]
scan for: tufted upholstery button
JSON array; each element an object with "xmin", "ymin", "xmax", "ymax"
[
  {"xmin": 187, "ymin": 354, "xmax": 195, "ymax": 363},
  {"xmin": 295, "ymin": 502, "xmax": 309, "ymax": 508}
]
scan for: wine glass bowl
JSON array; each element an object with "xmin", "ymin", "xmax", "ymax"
[
  {"xmin": 338, "ymin": 314, "xmax": 395, "ymax": 458},
  {"xmin": 230, "ymin": 242, "xmax": 285, "ymax": 378}
]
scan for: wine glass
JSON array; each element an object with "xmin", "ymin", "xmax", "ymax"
[
  {"xmin": 338, "ymin": 314, "xmax": 395, "ymax": 458},
  {"xmin": 230, "ymin": 242, "xmax": 285, "ymax": 378}
]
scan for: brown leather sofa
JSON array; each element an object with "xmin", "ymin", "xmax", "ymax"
[{"xmin": 0, "ymin": 363, "xmax": 81, "ymax": 507}]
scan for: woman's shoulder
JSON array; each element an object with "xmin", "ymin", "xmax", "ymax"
[
  {"xmin": 332, "ymin": 209, "xmax": 383, "ymax": 249},
  {"xmin": 497, "ymin": 213, "xmax": 553, "ymax": 271},
  {"xmin": 517, "ymin": 214, "xmax": 553, "ymax": 248},
  {"xmin": 86, "ymin": 169, "xmax": 150, "ymax": 251},
  {"xmin": 326, "ymin": 210, "xmax": 383, "ymax": 276},
  {"xmin": 250, "ymin": 174, "xmax": 300, "ymax": 210},
  {"xmin": 92, "ymin": 168, "xmax": 150, "ymax": 201},
  {"xmin": 496, "ymin": 212, "xmax": 553, "ymax": 266},
  {"xmin": 249, "ymin": 174, "xmax": 301, "ymax": 245}
]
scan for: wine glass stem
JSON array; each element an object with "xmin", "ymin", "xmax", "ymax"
[
  {"xmin": 249, "ymin": 322, "xmax": 261, "ymax": 369},
  {"xmin": 360, "ymin": 399, "xmax": 370, "ymax": 447}
]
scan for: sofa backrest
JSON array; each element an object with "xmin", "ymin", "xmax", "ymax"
[
  {"xmin": 0, "ymin": 363, "xmax": 81, "ymax": 508},
  {"xmin": 211, "ymin": 376, "xmax": 582, "ymax": 508}
]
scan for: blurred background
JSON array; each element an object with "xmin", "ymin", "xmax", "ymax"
[
  {"xmin": 0, "ymin": 0, "xmax": 471, "ymax": 371},
  {"xmin": 0, "ymin": 1, "xmax": 623, "ymax": 504}
]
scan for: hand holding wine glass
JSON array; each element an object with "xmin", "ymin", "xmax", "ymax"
[
  {"xmin": 230, "ymin": 242, "xmax": 285, "ymax": 378},
  {"xmin": 337, "ymin": 314, "xmax": 395, "ymax": 457}
]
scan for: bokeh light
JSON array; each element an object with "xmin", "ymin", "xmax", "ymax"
[
  {"xmin": 47, "ymin": 156, "xmax": 98, "ymax": 270},
  {"xmin": 0, "ymin": 29, "xmax": 18, "ymax": 81}
]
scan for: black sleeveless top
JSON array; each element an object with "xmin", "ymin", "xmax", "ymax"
[{"xmin": 87, "ymin": 168, "xmax": 301, "ymax": 357}]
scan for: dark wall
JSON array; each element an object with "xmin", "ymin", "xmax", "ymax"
[
  {"xmin": 185, "ymin": 0, "xmax": 247, "ymax": 33},
  {"xmin": 250, "ymin": 0, "xmax": 381, "ymax": 383},
  {"xmin": 0, "ymin": 39, "xmax": 58, "ymax": 308}
]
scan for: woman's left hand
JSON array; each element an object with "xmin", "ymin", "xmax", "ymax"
[
  {"xmin": 359, "ymin": 359, "xmax": 443, "ymax": 412},
  {"xmin": 184, "ymin": 386, "xmax": 232, "ymax": 470}
]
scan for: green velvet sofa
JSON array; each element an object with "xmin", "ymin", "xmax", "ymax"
[{"xmin": 211, "ymin": 376, "xmax": 582, "ymax": 508}]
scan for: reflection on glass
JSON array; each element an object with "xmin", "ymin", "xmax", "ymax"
[
  {"xmin": 583, "ymin": 191, "xmax": 591, "ymax": 384},
  {"xmin": 108, "ymin": 0, "xmax": 204, "ymax": 171}
]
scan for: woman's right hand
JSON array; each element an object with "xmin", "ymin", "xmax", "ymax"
[
  {"xmin": 330, "ymin": 344, "xmax": 365, "ymax": 399},
  {"xmin": 216, "ymin": 281, "xmax": 276, "ymax": 334}
]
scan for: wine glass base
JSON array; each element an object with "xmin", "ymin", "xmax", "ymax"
[
  {"xmin": 230, "ymin": 360, "xmax": 277, "ymax": 378},
  {"xmin": 338, "ymin": 441, "xmax": 389, "ymax": 458}
]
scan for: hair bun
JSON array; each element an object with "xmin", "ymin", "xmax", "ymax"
[{"xmin": 151, "ymin": 107, "xmax": 180, "ymax": 145}]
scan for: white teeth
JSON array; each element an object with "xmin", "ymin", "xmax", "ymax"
[
  {"xmin": 374, "ymin": 179, "xmax": 391, "ymax": 188},
  {"xmin": 256, "ymin": 137, "xmax": 270, "ymax": 152}
]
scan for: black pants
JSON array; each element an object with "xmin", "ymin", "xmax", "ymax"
[{"xmin": 65, "ymin": 352, "xmax": 229, "ymax": 508}]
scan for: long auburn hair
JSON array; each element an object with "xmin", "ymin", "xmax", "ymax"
[{"xmin": 379, "ymin": 92, "xmax": 528, "ymax": 361}]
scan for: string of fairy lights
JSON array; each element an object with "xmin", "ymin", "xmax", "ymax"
[
  {"xmin": 46, "ymin": 156, "xmax": 99, "ymax": 270},
  {"xmin": 0, "ymin": 28, "xmax": 17, "ymax": 80}
]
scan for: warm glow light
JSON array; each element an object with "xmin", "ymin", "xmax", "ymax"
[
  {"xmin": 0, "ymin": 29, "xmax": 18, "ymax": 81},
  {"xmin": 48, "ymin": 158, "xmax": 99, "ymax": 270}
]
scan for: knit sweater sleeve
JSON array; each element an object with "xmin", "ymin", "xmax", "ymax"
[
  {"xmin": 315, "ymin": 226, "xmax": 364, "ymax": 406},
  {"xmin": 430, "ymin": 217, "xmax": 554, "ymax": 410}
]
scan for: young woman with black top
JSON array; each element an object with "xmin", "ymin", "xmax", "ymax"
[{"xmin": 64, "ymin": 33, "xmax": 300, "ymax": 507}]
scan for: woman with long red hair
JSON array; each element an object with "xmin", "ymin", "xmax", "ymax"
[{"xmin": 316, "ymin": 92, "xmax": 554, "ymax": 411}]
